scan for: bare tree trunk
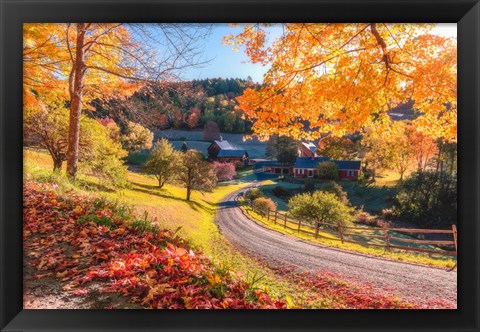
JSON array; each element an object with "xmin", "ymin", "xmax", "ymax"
[
  {"xmin": 449, "ymin": 145, "xmax": 456, "ymax": 175},
  {"xmin": 66, "ymin": 23, "xmax": 86, "ymax": 180},
  {"xmin": 186, "ymin": 186, "xmax": 191, "ymax": 201},
  {"xmin": 435, "ymin": 140, "xmax": 443, "ymax": 173},
  {"xmin": 53, "ymin": 158, "xmax": 63, "ymax": 172}
]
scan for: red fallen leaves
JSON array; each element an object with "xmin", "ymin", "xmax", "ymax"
[{"xmin": 23, "ymin": 180, "xmax": 285, "ymax": 309}]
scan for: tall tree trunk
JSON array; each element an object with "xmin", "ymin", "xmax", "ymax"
[
  {"xmin": 186, "ymin": 169, "xmax": 192, "ymax": 201},
  {"xmin": 53, "ymin": 158, "xmax": 63, "ymax": 172},
  {"xmin": 435, "ymin": 140, "xmax": 443, "ymax": 173},
  {"xmin": 186, "ymin": 187, "xmax": 191, "ymax": 201},
  {"xmin": 449, "ymin": 145, "xmax": 456, "ymax": 175},
  {"xmin": 66, "ymin": 24, "xmax": 87, "ymax": 180}
]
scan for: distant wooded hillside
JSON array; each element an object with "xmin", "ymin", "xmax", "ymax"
[{"xmin": 92, "ymin": 78, "xmax": 259, "ymax": 133}]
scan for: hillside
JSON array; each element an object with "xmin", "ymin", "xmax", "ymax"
[{"xmin": 24, "ymin": 148, "xmax": 435, "ymax": 309}]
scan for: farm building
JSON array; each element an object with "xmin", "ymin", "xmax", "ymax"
[
  {"xmin": 298, "ymin": 142, "xmax": 318, "ymax": 158},
  {"xmin": 260, "ymin": 161, "xmax": 293, "ymax": 175},
  {"xmin": 293, "ymin": 157, "xmax": 361, "ymax": 180},
  {"xmin": 207, "ymin": 138, "xmax": 249, "ymax": 164},
  {"xmin": 260, "ymin": 141, "xmax": 361, "ymax": 180}
]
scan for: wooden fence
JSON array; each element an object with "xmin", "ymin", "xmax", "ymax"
[{"xmin": 247, "ymin": 201, "xmax": 457, "ymax": 256}]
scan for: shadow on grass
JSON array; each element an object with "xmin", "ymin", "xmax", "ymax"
[
  {"xmin": 131, "ymin": 182, "xmax": 216, "ymax": 214},
  {"xmin": 75, "ymin": 178, "xmax": 118, "ymax": 193},
  {"xmin": 335, "ymin": 181, "xmax": 398, "ymax": 214}
]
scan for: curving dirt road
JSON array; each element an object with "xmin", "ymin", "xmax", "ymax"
[{"xmin": 215, "ymin": 187, "xmax": 457, "ymax": 308}]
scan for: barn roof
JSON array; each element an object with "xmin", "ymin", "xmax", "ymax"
[
  {"xmin": 214, "ymin": 139, "xmax": 238, "ymax": 150},
  {"xmin": 294, "ymin": 157, "xmax": 330, "ymax": 169},
  {"xmin": 301, "ymin": 142, "xmax": 317, "ymax": 154},
  {"xmin": 211, "ymin": 139, "xmax": 247, "ymax": 158},
  {"xmin": 332, "ymin": 160, "xmax": 361, "ymax": 170},
  {"xmin": 293, "ymin": 157, "xmax": 361, "ymax": 170},
  {"xmin": 217, "ymin": 149, "xmax": 248, "ymax": 157}
]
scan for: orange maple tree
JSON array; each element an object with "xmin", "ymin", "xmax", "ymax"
[
  {"xmin": 225, "ymin": 24, "xmax": 457, "ymax": 142},
  {"xmin": 24, "ymin": 23, "xmax": 211, "ymax": 179}
]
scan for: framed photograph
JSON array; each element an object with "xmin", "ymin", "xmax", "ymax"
[{"xmin": 1, "ymin": 0, "xmax": 479, "ymax": 331}]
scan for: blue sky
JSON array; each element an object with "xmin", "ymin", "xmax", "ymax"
[
  {"xmin": 183, "ymin": 24, "xmax": 283, "ymax": 83},
  {"xmin": 183, "ymin": 23, "xmax": 457, "ymax": 83}
]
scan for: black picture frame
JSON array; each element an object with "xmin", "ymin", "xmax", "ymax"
[{"xmin": 1, "ymin": 0, "xmax": 479, "ymax": 331}]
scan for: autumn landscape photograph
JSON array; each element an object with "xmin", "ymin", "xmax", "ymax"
[{"xmin": 23, "ymin": 23, "xmax": 457, "ymax": 309}]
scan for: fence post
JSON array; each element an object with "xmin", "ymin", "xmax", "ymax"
[
  {"xmin": 274, "ymin": 210, "xmax": 278, "ymax": 224},
  {"xmin": 383, "ymin": 224, "xmax": 391, "ymax": 252},
  {"xmin": 452, "ymin": 224, "xmax": 457, "ymax": 255},
  {"xmin": 337, "ymin": 222, "xmax": 344, "ymax": 243},
  {"xmin": 297, "ymin": 219, "xmax": 302, "ymax": 232},
  {"xmin": 284, "ymin": 213, "xmax": 287, "ymax": 228}
]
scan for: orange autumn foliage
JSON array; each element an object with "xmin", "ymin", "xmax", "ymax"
[{"xmin": 225, "ymin": 24, "xmax": 457, "ymax": 142}]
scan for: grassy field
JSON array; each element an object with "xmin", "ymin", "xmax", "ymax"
[
  {"xmin": 259, "ymin": 178, "xmax": 397, "ymax": 214},
  {"xmin": 23, "ymin": 148, "xmax": 325, "ymax": 304}
]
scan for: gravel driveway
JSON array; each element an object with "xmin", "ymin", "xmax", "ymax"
[{"xmin": 215, "ymin": 187, "xmax": 457, "ymax": 308}]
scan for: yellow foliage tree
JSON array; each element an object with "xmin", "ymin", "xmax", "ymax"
[
  {"xmin": 225, "ymin": 23, "xmax": 457, "ymax": 142},
  {"xmin": 24, "ymin": 23, "xmax": 211, "ymax": 179}
]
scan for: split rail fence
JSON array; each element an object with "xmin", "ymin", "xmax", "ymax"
[{"xmin": 247, "ymin": 201, "xmax": 457, "ymax": 256}]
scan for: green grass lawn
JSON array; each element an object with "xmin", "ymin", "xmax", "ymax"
[
  {"xmin": 332, "ymin": 181, "xmax": 398, "ymax": 214},
  {"xmin": 257, "ymin": 178, "xmax": 397, "ymax": 214}
]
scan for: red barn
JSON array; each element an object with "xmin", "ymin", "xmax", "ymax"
[{"xmin": 293, "ymin": 157, "xmax": 361, "ymax": 180}]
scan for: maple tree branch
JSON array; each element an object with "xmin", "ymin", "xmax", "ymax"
[{"xmin": 83, "ymin": 24, "xmax": 123, "ymax": 53}]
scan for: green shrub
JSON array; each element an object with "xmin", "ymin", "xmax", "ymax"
[
  {"xmin": 303, "ymin": 180, "xmax": 315, "ymax": 193},
  {"xmin": 121, "ymin": 121, "xmax": 154, "ymax": 152},
  {"xmin": 127, "ymin": 150, "xmax": 150, "ymax": 165},
  {"xmin": 144, "ymin": 139, "xmax": 180, "ymax": 188},
  {"xmin": 322, "ymin": 181, "xmax": 349, "ymax": 204},
  {"xmin": 381, "ymin": 208, "xmax": 395, "ymax": 220},
  {"xmin": 272, "ymin": 186, "xmax": 290, "ymax": 198},
  {"xmin": 316, "ymin": 161, "xmax": 339, "ymax": 180},
  {"xmin": 394, "ymin": 171, "xmax": 456, "ymax": 228},
  {"xmin": 355, "ymin": 210, "xmax": 375, "ymax": 225},
  {"xmin": 246, "ymin": 188, "xmax": 264, "ymax": 201},
  {"xmin": 78, "ymin": 117, "xmax": 129, "ymax": 188},
  {"xmin": 288, "ymin": 191, "xmax": 354, "ymax": 229}
]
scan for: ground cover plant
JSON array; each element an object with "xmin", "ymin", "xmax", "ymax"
[{"xmin": 23, "ymin": 180, "xmax": 286, "ymax": 309}]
